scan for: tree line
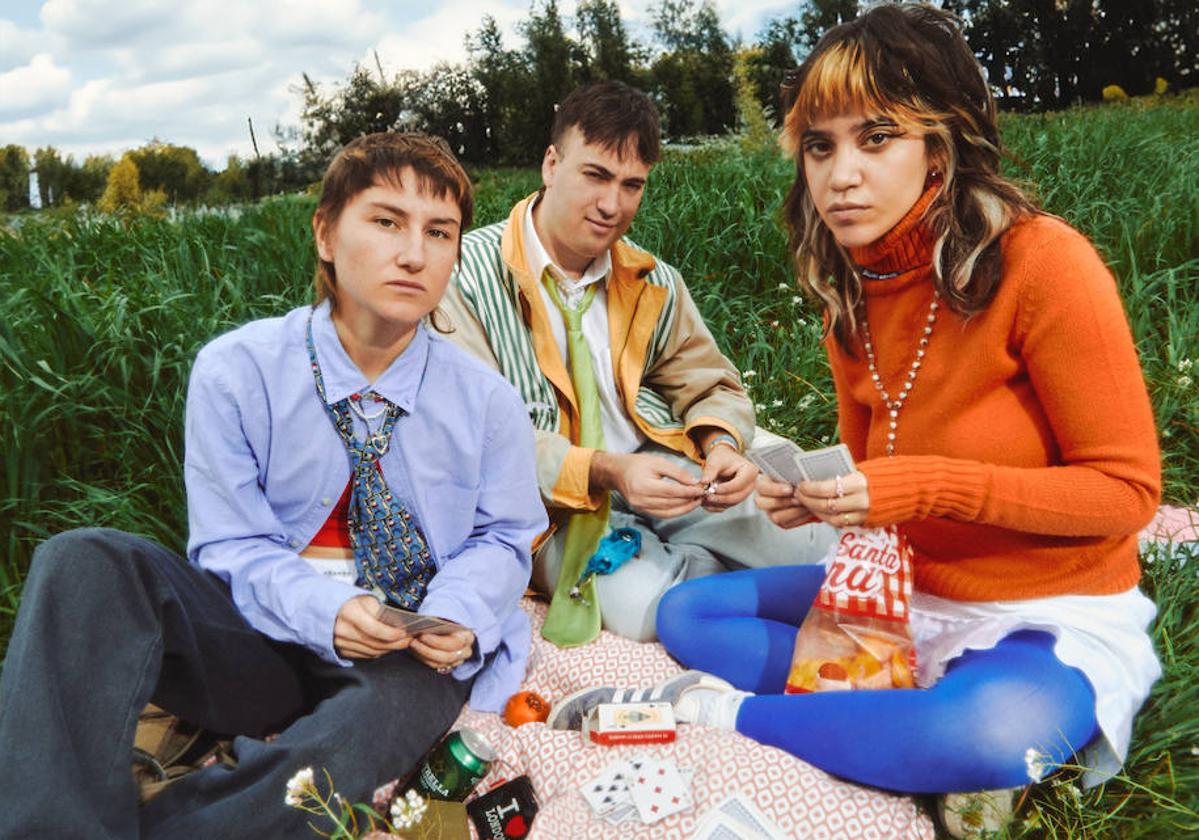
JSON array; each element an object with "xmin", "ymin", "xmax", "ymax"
[{"xmin": 3, "ymin": 0, "xmax": 1194, "ymax": 213}]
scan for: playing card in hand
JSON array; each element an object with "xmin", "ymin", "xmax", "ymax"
[
  {"xmin": 794, "ymin": 443, "xmax": 855, "ymax": 482},
  {"xmin": 376, "ymin": 604, "xmax": 465, "ymax": 635},
  {"xmin": 747, "ymin": 441, "xmax": 805, "ymax": 485}
]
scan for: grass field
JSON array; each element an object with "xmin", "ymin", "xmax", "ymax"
[{"xmin": 1, "ymin": 96, "xmax": 1197, "ymax": 837}]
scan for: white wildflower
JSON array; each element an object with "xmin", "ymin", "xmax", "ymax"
[
  {"xmin": 755, "ymin": 403, "xmax": 766, "ymax": 411},
  {"xmin": 1178, "ymin": 358, "xmax": 1193, "ymax": 372},
  {"xmin": 799, "ymin": 394, "xmax": 816, "ymax": 410},
  {"xmin": 743, "ymin": 370, "xmax": 757, "ymax": 378},
  {"xmin": 284, "ymin": 767, "xmax": 314, "ymax": 808},
  {"xmin": 1178, "ymin": 374, "xmax": 1193, "ymax": 388},
  {"xmin": 777, "ymin": 282, "xmax": 789, "ymax": 290},
  {"xmin": 772, "ymin": 399, "xmax": 784, "ymax": 408},
  {"xmin": 1191, "ymin": 746, "xmax": 1199, "ymax": 756},
  {"xmin": 1024, "ymin": 747, "xmax": 1051, "ymax": 782},
  {"xmin": 770, "ymin": 320, "xmax": 780, "ymax": 328},
  {"xmin": 391, "ymin": 789, "xmax": 429, "ymax": 830},
  {"xmin": 791, "ymin": 295, "xmax": 802, "ymax": 305}
]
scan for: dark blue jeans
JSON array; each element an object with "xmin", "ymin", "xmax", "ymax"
[{"xmin": 0, "ymin": 528, "xmax": 471, "ymax": 839}]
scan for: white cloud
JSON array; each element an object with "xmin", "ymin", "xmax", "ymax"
[
  {"xmin": 0, "ymin": 19, "xmax": 42, "ymax": 70},
  {"xmin": 109, "ymin": 39, "xmax": 263, "ymax": 84},
  {"xmin": 40, "ymin": 0, "xmax": 176, "ymax": 47},
  {"xmin": 1, "ymin": 0, "xmax": 797, "ymax": 168},
  {"xmin": 0, "ymin": 54, "xmax": 73, "ymax": 120},
  {"xmin": 249, "ymin": 0, "xmax": 384, "ymax": 49},
  {"xmin": 373, "ymin": 1, "xmax": 526, "ymax": 72}
]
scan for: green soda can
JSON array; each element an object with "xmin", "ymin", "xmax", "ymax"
[{"xmin": 408, "ymin": 728, "xmax": 495, "ymax": 802}]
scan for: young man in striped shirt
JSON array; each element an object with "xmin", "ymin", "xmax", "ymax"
[{"xmin": 442, "ymin": 81, "xmax": 833, "ymax": 643}]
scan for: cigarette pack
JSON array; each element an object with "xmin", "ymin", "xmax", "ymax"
[{"xmin": 582, "ymin": 701, "xmax": 677, "ymax": 746}]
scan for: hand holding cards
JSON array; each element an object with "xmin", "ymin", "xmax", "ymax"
[
  {"xmin": 749, "ymin": 441, "xmax": 855, "ymax": 485},
  {"xmin": 376, "ymin": 603, "xmax": 467, "ymax": 636}
]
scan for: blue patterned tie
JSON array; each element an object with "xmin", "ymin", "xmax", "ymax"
[{"xmin": 305, "ymin": 311, "xmax": 435, "ymax": 608}]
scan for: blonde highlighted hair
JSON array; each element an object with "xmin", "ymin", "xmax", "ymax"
[{"xmin": 780, "ymin": 3, "xmax": 1036, "ymax": 349}]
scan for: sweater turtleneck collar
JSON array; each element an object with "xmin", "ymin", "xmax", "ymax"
[{"xmin": 847, "ymin": 179, "xmax": 939, "ymax": 278}]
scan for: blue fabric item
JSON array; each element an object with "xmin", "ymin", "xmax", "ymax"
[
  {"xmin": 184, "ymin": 302, "xmax": 547, "ymax": 711},
  {"xmin": 584, "ymin": 527, "xmax": 643, "ymax": 576},
  {"xmin": 305, "ymin": 312, "xmax": 436, "ymax": 610},
  {"xmin": 570, "ymin": 527, "xmax": 643, "ymax": 601},
  {"xmin": 657, "ymin": 566, "xmax": 1100, "ymax": 793}
]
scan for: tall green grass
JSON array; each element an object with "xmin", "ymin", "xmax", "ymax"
[{"xmin": 1, "ymin": 97, "xmax": 1196, "ymax": 836}]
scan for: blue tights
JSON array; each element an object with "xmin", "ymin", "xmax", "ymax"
[{"xmin": 656, "ymin": 566, "xmax": 1099, "ymax": 793}]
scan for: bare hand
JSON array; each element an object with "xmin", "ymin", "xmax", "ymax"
[
  {"xmin": 333, "ymin": 595, "xmax": 413, "ymax": 659},
  {"xmin": 592, "ymin": 451, "xmax": 704, "ymax": 518},
  {"xmin": 795, "ymin": 470, "xmax": 870, "ymax": 529},
  {"xmin": 754, "ymin": 474, "xmax": 816, "ymax": 529},
  {"xmin": 698, "ymin": 445, "xmax": 757, "ymax": 511},
  {"xmin": 409, "ymin": 628, "xmax": 477, "ymax": 673}
]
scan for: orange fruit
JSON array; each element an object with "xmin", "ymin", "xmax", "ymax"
[{"xmin": 503, "ymin": 690, "xmax": 550, "ymax": 727}]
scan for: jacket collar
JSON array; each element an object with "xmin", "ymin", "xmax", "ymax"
[{"xmin": 500, "ymin": 192, "xmax": 658, "ymax": 299}]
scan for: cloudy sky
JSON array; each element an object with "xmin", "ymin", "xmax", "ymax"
[{"xmin": 0, "ymin": 0, "xmax": 794, "ymax": 170}]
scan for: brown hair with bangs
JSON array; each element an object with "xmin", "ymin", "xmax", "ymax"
[
  {"xmin": 780, "ymin": 3, "xmax": 1036, "ymax": 349},
  {"xmin": 551, "ymin": 80, "xmax": 661, "ymax": 164},
  {"xmin": 312, "ymin": 132, "xmax": 474, "ymax": 313}
]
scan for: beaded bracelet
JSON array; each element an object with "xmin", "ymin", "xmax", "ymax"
[{"xmin": 702, "ymin": 432, "xmax": 740, "ymax": 457}]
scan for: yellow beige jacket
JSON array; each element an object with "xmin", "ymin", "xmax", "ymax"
[{"xmin": 442, "ymin": 194, "xmax": 754, "ymax": 542}]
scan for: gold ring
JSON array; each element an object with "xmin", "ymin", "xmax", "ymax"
[{"xmin": 842, "ymin": 512, "xmax": 850, "ymax": 527}]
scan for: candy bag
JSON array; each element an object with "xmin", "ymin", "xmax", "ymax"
[{"xmin": 785, "ymin": 525, "xmax": 917, "ymax": 693}]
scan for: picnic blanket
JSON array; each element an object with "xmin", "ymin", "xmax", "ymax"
[
  {"xmin": 419, "ymin": 504, "xmax": 1196, "ymax": 839},
  {"xmin": 449, "ymin": 598, "xmax": 934, "ymax": 839}
]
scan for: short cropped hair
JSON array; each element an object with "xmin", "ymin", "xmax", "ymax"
[
  {"xmin": 550, "ymin": 80, "xmax": 661, "ymax": 165},
  {"xmin": 313, "ymin": 132, "xmax": 473, "ymax": 310}
]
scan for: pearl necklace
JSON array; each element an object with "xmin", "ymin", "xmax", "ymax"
[{"xmin": 859, "ymin": 293, "xmax": 940, "ymax": 457}]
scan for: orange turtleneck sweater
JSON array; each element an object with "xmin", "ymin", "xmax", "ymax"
[{"xmin": 827, "ymin": 192, "xmax": 1161, "ymax": 601}]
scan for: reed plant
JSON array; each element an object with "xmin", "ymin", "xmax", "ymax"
[{"xmin": 1, "ymin": 97, "xmax": 1196, "ymax": 836}]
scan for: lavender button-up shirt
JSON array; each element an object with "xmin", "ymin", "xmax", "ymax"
[{"xmin": 184, "ymin": 302, "xmax": 545, "ymax": 712}]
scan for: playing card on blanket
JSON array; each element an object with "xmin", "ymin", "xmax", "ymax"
[
  {"xmin": 580, "ymin": 760, "xmax": 633, "ymax": 815},
  {"xmin": 690, "ymin": 792, "xmax": 788, "ymax": 840},
  {"xmin": 629, "ymin": 757, "xmax": 692, "ymax": 824}
]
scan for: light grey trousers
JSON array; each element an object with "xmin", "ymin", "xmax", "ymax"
[{"xmin": 533, "ymin": 441, "xmax": 837, "ymax": 642}]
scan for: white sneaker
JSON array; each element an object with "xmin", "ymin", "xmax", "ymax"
[
  {"xmin": 546, "ymin": 670, "xmax": 735, "ymax": 731},
  {"xmin": 937, "ymin": 787, "xmax": 1019, "ymax": 838}
]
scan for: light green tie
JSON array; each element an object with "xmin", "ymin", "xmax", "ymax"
[{"xmin": 540, "ymin": 270, "xmax": 609, "ymax": 647}]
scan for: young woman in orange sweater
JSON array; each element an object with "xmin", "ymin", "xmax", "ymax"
[{"xmin": 551, "ymin": 3, "xmax": 1163, "ymax": 822}]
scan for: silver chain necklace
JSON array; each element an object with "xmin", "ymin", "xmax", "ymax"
[{"xmin": 859, "ymin": 293, "xmax": 940, "ymax": 457}]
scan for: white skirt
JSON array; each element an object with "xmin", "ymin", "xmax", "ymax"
[{"xmin": 909, "ymin": 587, "xmax": 1161, "ymax": 787}]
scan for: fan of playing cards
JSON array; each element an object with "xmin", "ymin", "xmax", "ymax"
[
  {"xmin": 748, "ymin": 441, "xmax": 855, "ymax": 485},
  {"xmin": 376, "ymin": 604, "xmax": 467, "ymax": 635},
  {"xmin": 581, "ymin": 755, "xmax": 694, "ymax": 827}
]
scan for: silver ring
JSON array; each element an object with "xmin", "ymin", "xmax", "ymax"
[
  {"xmin": 437, "ymin": 665, "xmax": 451, "ymax": 675},
  {"xmin": 835, "ymin": 475, "xmax": 845, "ymax": 498},
  {"xmin": 828, "ymin": 497, "xmax": 836, "ymax": 514},
  {"xmin": 458, "ymin": 647, "xmax": 467, "ymax": 658}
]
